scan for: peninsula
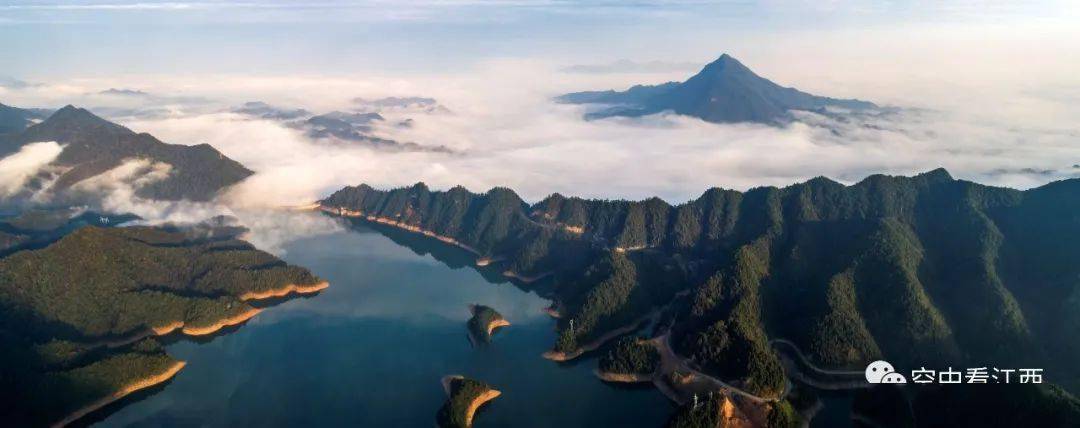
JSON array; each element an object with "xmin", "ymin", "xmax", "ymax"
[{"xmin": 0, "ymin": 225, "xmax": 327, "ymax": 426}]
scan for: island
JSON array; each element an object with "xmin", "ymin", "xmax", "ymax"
[
  {"xmin": 437, "ymin": 375, "xmax": 501, "ymax": 428},
  {"xmin": 0, "ymin": 225, "xmax": 328, "ymax": 427},
  {"xmin": 466, "ymin": 304, "xmax": 509, "ymax": 344}
]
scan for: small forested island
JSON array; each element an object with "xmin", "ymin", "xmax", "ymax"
[
  {"xmin": 466, "ymin": 304, "xmax": 509, "ymax": 344},
  {"xmin": 321, "ymin": 169, "xmax": 1080, "ymax": 425},
  {"xmin": 438, "ymin": 375, "xmax": 501, "ymax": 428},
  {"xmin": 0, "ymin": 225, "xmax": 327, "ymax": 426},
  {"xmin": 597, "ymin": 337, "xmax": 661, "ymax": 382}
]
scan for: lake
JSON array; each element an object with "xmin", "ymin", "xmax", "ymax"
[{"xmin": 95, "ymin": 221, "xmax": 674, "ymax": 427}]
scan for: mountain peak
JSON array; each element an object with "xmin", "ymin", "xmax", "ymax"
[
  {"xmin": 700, "ymin": 53, "xmax": 751, "ymax": 74},
  {"xmin": 42, "ymin": 105, "xmax": 129, "ymax": 133},
  {"xmin": 558, "ymin": 53, "xmax": 878, "ymax": 125},
  {"xmin": 917, "ymin": 168, "xmax": 954, "ymax": 182}
]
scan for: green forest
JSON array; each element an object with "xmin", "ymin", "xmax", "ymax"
[
  {"xmin": 437, "ymin": 377, "xmax": 498, "ymax": 428},
  {"xmin": 324, "ymin": 169, "xmax": 1080, "ymax": 422},
  {"xmin": 0, "ymin": 224, "xmax": 322, "ymax": 426},
  {"xmin": 466, "ymin": 304, "xmax": 505, "ymax": 343}
]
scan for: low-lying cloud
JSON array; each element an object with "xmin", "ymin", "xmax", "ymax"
[
  {"xmin": 0, "ymin": 57, "xmax": 1077, "ymax": 253},
  {"xmin": 0, "ymin": 141, "xmax": 63, "ymax": 198}
]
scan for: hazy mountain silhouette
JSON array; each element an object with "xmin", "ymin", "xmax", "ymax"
[
  {"xmin": 558, "ymin": 54, "xmax": 876, "ymax": 125},
  {"xmin": 0, "ymin": 105, "xmax": 252, "ymax": 201},
  {"xmin": 0, "ymin": 103, "xmax": 50, "ymax": 134}
]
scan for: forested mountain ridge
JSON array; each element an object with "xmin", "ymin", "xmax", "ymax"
[
  {"xmin": 320, "ymin": 170, "xmax": 1080, "ymax": 403},
  {"xmin": 0, "ymin": 225, "xmax": 326, "ymax": 426},
  {"xmin": 0, "ymin": 105, "xmax": 252, "ymax": 201}
]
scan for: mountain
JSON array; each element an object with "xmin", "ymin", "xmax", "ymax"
[
  {"xmin": 0, "ymin": 103, "xmax": 49, "ymax": 134},
  {"xmin": 233, "ymin": 102, "xmax": 451, "ymax": 152},
  {"xmin": 353, "ymin": 96, "xmax": 450, "ymax": 114},
  {"xmin": 233, "ymin": 101, "xmax": 311, "ymax": 120},
  {"xmin": 320, "ymin": 170, "xmax": 1080, "ymax": 424},
  {"xmin": 0, "ymin": 105, "xmax": 253, "ymax": 201},
  {"xmin": 557, "ymin": 54, "xmax": 877, "ymax": 125},
  {"xmin": 0, "ymin": 224, "xmax": 325, "ymax": 426},
  {"xmin": 305, "ymin": 111, "xmax": 390, "ymax": 143}
]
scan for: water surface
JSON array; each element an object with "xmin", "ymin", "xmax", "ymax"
[{"xmin": 97, "ymin": 224, "xmax": 673, "ymax": 427}]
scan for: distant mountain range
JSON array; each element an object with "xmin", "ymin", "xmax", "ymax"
[
  {"xmin": 0, "ymin": 103, "xmax": 51, "ymax": 134},
  {"xmin": 233, "ymin": 100, "xmax": 451, "ymax": 152},
  {"xmin": 0, "ymin": 105, "xmax": 252, "ymax": 202},
  {"xmin": 557, "ymin": 54, "xmax": 877, "ymax": 125}
]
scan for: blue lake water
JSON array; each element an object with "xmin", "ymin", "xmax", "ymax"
[{"xmin": 95, "ymin": 223, "xmax": 673, "ymax": 427}]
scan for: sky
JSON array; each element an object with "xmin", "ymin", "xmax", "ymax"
[
  {"xmin": 2, "ymin": 1, "xmax": 1078, "ymax": 78},
  {"xmin": 1, "ymin": 0, "xmax": 1079, "ymax": 244}
]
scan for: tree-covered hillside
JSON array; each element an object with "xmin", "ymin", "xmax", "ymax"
[
  {"xmin": 322, "ymin": 169, "xmax": 1080, "ymax": 422},
  {"xmin": 0, "ymin": 225, "xmax": 323, "ymax": 426}
]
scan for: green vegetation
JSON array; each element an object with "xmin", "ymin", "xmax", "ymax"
[
  {"xmin": 326, "ymin": 170, "xmax": 1080, "ymax": 422},
  {"xmin": 598, "ymin": 337, "xmax": 659, "ymax": 376},
  {"xmin": 664, "ymin": 393, "xmax": 725, "ymax": 428},
  {"xmin": 0, "ymin": 225, "xmax": 322, "ymax": 426},
  {"xmin": 437, "ymin": 377, "xmax": 499, "ymax": 428},
  {"xmin": 766, "ymin": 400, "xmax": 800, "ymax": 428},
  {"xmin": 665, "ymin": 394, "xmax": 800, "ymax": 428},
  {"xmin": 466, "ymin": 305, "xmax": 505, "ymax": 343},
  {"xmin": 555, "ymin": 253, "xmax": 643, "ymax": 352}
]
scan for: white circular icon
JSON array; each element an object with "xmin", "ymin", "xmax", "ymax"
[{"xmin": 866, "ymin": 360, "xmax": 898, "ymax": 383}]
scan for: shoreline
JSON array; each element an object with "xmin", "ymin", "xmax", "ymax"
[
  {"xmin": 440, "ymin": 375, "xmax": 501, "ymax": 428},
  {"xmin": 542, "ymin": 302, "xmax": 562, "ymax": 319},
  {"xmin": 51, "ymin": 280, "xmax": 328, "ymax": 426},
  {"xmin": 52, "ymin": 361, "xmax": 187, "ymax": 428},
  {"xmin": 320, "ymin": 206, "xmax": 483, "ymax": 255},
  {"xmin": 321, "ymin": 205, "xmax": 556, "ymax": 283},
  {"xmin": 542, "ymin": 306, "xmax": 659, "ymax": 362},
  {"xmin": 159, "ymin": 306, "xmax": 267, "ymax": 337},
  {"xmin": 463, "ymin": 389, "xmax": 501, "ymax": 428},
  {"xmin": 501, "ymin": 269, "xmax": 552, "ymax": 284},
  {"xmin": 594, "ymin": 369, "xmax": 654, "ymax": 383},
  {"xmin": 98, "ymin": 281, "xmax": 329, "ymax": 348},
  {"xmin": 467, "ymin": 304, "xmax": 510, "ymax": 343},
  {"xmin": 239, "ymin": 281, "xmax": 330, "ymax": 301},
  {"xmin": 543, "ymin": 289, "xmax": 688, "ymax": 362},
  {"xmin": 486, "ymin": 318, "xmax": 510, "ymax": 336}
]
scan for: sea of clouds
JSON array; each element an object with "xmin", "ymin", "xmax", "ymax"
[{"xmin": 1, "ymin": 57, "xmax": 1077, "ymax": 253}]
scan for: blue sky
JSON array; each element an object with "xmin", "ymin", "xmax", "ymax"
[{"xmin": 2, "ymin": 1, "xmax": 1076, "ymax": 78}]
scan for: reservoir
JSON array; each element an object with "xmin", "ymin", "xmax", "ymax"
[{"xmin": 96, "ymin": 221, "xmax": 673, "ymax": 427}]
